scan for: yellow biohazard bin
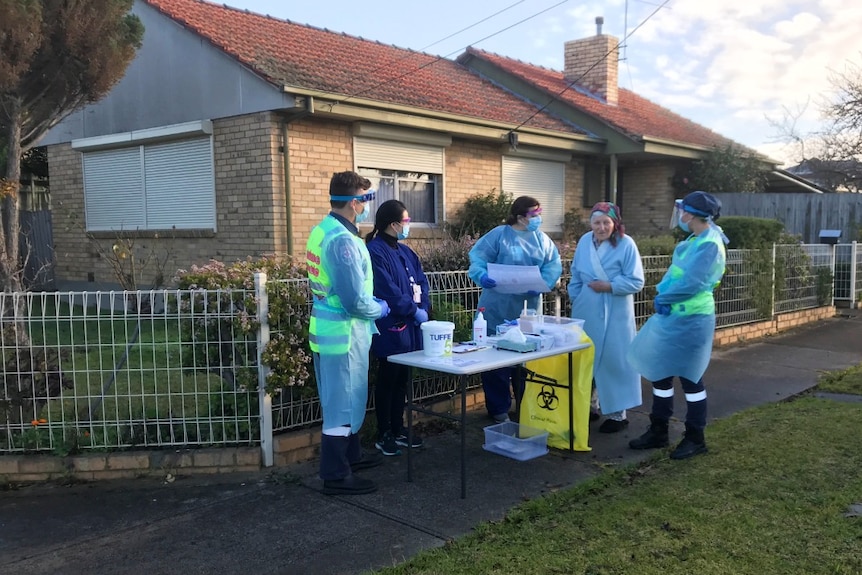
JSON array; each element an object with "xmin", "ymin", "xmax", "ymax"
[{"xmin": 518, "ymin": 333, "xmax": 594, "ymax": 452}]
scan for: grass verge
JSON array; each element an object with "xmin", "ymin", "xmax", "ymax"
[
  {"xmin": 817, "ymin": 364, "xmax": 862, "ymax": 395},
  {"xmin": 373, "ymin": 395, "xmax": 862, "ymax": 575}
]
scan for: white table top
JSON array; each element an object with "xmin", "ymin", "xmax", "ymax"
[{"xmin": 387, "ymin": 341, "xmax": 591, "ymax": 376}]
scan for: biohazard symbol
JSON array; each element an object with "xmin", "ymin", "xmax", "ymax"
[{"xmin": 536, "ymin": 384, "xmax": 559, "ymax": 411}]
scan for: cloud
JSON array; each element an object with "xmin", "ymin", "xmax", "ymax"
[{"xmin": 774, "ymin": 12, "xmax": 821, "ymax": 39}]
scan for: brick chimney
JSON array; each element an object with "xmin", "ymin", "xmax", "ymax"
[{"xmin": 564, "ymin": 16, "xmax": 619, "ymax": 105}]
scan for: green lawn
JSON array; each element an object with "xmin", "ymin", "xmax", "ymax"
[{"xmin": 372, "ymin": 367, "xmax": 862, "ymax": 575}]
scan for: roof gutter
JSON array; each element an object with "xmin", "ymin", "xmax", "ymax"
[
  {"xmin": 770, "ymin": 170, "xmax": 824, "ymax": 194},
  {"xmin": 281, "ymin": 86, "xmax": 604, "ymax": 154}
]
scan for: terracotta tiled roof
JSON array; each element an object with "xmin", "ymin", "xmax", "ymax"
[
  {"xmin": 143, "ymin": 0, "xmax": 583, "ymax": 135},
  {"xmin": 464, "ymin": 47, "xmax": 741, "ymax": 151}
]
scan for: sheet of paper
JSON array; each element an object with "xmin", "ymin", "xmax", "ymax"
[{"xmin": 486, "ymin": 263, "xmax": 549, "ymax": 294}]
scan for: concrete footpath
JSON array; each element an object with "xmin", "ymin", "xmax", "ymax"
[{"xmin": 2, "ymin": 310, "xmax": 861, "ymax": 575}]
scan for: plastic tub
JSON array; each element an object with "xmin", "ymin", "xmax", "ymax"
[
  {"xmin": 420, "ymin": 320, "xmax": 455, "ymax": 356},
  {"xmin": 482, "ymin": 421, "xmax": 549, "ymax": 461}
]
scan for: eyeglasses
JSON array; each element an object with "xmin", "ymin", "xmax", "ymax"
[
  {"xmin": 400, "ymin": 218, "xmax": 411, "ymax": 224},
  {"xmin": 525, "ymin": 207, "xmax": 542, "ymax": 218}
]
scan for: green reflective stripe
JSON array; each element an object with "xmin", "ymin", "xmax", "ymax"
[
  {"xmin": 310, "ymin": 333, "xmax": 351, "ymax": 348},
  {"xmin": 314, "ymin": 306, "xmax": 347, "ymax": 322}
]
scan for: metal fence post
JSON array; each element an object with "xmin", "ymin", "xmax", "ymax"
[
  {"xmin": 852, "ymin": 241, "xmax": 859, "ymax": 308},
  {"xmin": 830, "ymin": 243, "xmax": 837, "ymax": 307},
  {"xmin": 771, "ymin": 243, "xmax": 777, "ymax": 319},
  {"xmin": 255, "ymin": 272, "xmax": 274, "ymax": 467}
]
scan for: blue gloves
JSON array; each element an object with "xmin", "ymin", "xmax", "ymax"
[
  {"xmin": 480, "ymin": 274, "xmax": 497, "ymax": 289},
  {"xmin": 375, "ymin": 298, "xmax": 390, "ymax": 318},
  {"xmin": 414, "ymin": 308, "xmax": 429, "ymax": 324},
  {"xmin": 654, "ymin": 298, "xmax": 671, "ymax": 316}
]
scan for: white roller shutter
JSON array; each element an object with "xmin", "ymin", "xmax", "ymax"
[
  {"xmin": 144, "ymin": 137, "xmax": 215, "ymax": 229},
  {"xmin": 83, "ymin": 148, "xmax": 145, "ymax": 231},
  {"xmin": 502, "ymin": 157, "xmax": 565, "ymax": 231},
  {"xmin": 354, "ymin": 138, "xmax": 443, "ymax": 173}
]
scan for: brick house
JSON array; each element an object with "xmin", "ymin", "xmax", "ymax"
[{"xmin": 42, "ymin": 0, "xmax": 761, "ymax": 288}]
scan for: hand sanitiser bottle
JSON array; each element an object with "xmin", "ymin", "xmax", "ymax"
[{"xmin": 472, "ymin": 307, "xmax": 487, "ymax": 344}]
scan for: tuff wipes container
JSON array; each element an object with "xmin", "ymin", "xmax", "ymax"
[{"xmin": 420, "ymin": 320, "xmax": 455, "ymax": 357}]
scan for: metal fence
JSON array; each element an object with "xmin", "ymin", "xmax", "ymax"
[
  {"xmin": 834, "ymin": 242, "xmax": 861, "ymax": 306},
  {"xmin": 2, "ymin": 243, "xmax": 858, "ymax": 457}
]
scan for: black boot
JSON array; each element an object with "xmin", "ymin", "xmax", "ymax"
[
  {"xmin": 629, "ymin": 415, "xmax": 669, "ymax": 450},
  {"xmin": 670, "ymin": 425, "xmax": 707, "ymax": 460}
]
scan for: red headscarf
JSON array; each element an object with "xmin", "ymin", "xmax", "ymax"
[{"xmin": 590, "ymin": 202, "xmax": 626, "ymax": 247}]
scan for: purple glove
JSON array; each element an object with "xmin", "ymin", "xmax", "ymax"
[
  {"xmin": 414, "ymin": 308, "xmax": 429, "ymax": 324},
  {"xmin": 480, "ymin": 275, "xmax": 497, "ymax": 289}
]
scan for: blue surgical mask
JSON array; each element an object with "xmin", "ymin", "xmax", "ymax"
[
  {"xmin": 678, "ymin": 217, "xmax": 690, "ymax": 233},
  {"xmin": 354, "ymin": 202, "xmax": 369, "ymax": 224},
  {"xmin": 397, "ymin": 224, "xmax": 410, "ymax": 240},
  {"xmin": 526, "ymin": 216, "xmax": 542, "ymax": 232}
]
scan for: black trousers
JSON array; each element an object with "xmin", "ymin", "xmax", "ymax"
[{"xmin": 374, "ymin": 356, "xmax": 409, "ymax": 437}]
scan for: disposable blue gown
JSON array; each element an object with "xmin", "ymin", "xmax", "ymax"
[
  {"xmin": 468, "ymin": 225, "xmax": 562, "ymax": 334},
  {"xmin": 627, "ymin": 226, "xmax": 726, "ymax": 383},
  {"xmin": 313, "ymin": 223, "xmax": 381, "ymax": 431},
  {"xmin": 568, "ymin": 233, "xmax": 644, "ymax": 414}
]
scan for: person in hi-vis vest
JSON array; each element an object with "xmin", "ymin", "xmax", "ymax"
[
  {"xmin": 627, "ymin": 191, "xmax": 728, "ymax": 460},
  {"xmin": 306, "ymin": 171, "xmax": 390, "ymax": 495}
]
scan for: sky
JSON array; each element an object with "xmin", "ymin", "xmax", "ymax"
[{"xmin": 224, "ymin": 0, "xmax": 862, "ymax": 166}]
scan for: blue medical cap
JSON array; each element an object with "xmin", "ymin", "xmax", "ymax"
[{"xmin": 682, "ymin": 191, "xmax": 721, "ymax": 220}]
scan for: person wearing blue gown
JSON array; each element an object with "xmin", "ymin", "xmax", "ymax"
[
  {"xmin": 306, "ymin": 171, "xmax": 390, "ymax": 495},
  {"xmin": 366, "ymin": 200, "xmax": 431, "ymax": 457},
  {"xmin": 568, "ymin": 202, "xmax": 644, "ymax": 433},
  {"xmin": 628, "ymin": 191, "xmax": 728, "ymax": 460},
  {"xmin": 468, "ymin": 196, "xmax": 562, "ymax": 422}
]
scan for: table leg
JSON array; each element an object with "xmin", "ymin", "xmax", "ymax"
[
  {"xmin": 407, "ymin": 366, "xmax": 414, "ymax": 483},
  {"xmin": 459, "ymin": 373, "xmax": 466, "ymax": 499}
]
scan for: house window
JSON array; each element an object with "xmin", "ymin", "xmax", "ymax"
[
  {"xmin": 76, "ymin": 123, "xmax": 216, "ymax": 232},
  {"xmin": 357, "ymin": 170, "xmax": 438, "ymax": 224},
  {"xmin": 354, "ymin": 137, "xmax": 443, "ymax": 224},
  {"xmin": 502, "ymin": 156, "xmax": 565, "ymax": 230}
]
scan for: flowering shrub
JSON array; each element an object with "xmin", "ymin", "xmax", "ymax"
[{"xmin": 173, "ymin": 255, "xmax": 312, "ymax": 397}]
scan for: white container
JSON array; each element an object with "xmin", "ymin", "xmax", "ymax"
[
  {"xmin": 420, "ymin": 320, "xmax": 455, "ymax": 357},
  {"xmin": 472, "ymin": 308, "xmax": 487, "ymax": 344}
]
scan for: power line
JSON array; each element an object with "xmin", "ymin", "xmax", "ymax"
[
  {"xmin": 510, "ymin": 0, "xmax": 671, "ymax": 133},
  {"xmin": 322, "ymin": 0, "xmax": 530, "ymax": 101},
  {"xmin": 329, "ymin": 0, "xmax": 570, "ymax": 106}
]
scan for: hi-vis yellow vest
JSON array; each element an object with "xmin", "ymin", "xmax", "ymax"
[
  {"xmin": 665, "ymin": 229, "xmax": 726, "ymax": 316},
  {"xmin": 306, "ymin": 215, "xmax": 373, "ymax": 354}
]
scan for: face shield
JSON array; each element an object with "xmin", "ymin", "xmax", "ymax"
[{"xmin": 669, "ymin": 199, "xmax": 684, "ymax": 229}]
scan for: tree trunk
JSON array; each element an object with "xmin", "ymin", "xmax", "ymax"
[
  {"xmin": 1, "ymin": 97, "xmax": 24, "ymax": 295},
  {"xmin": 1, "ymin": 97, "xmax": 31, "ymax": 349}
]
